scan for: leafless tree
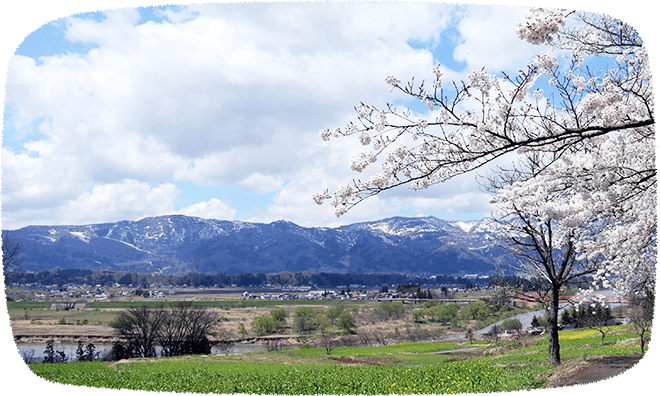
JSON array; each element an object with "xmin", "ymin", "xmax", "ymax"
[
  {"xmin": 160, "ymin": 301, "xmax": 218, "ymax": 356},
  {"xmin": 485, "ymin": 325, "xmax": 502, "ymax": 343},
  {"xmin": 403, "ymin": 324, "xmax": 429, "ymax": 342},
  {"xmin": 465, "ymin": 328, "xmax": 475, "ymax": 344},
  {"xmin": 111, "ymin": 305, "xmax": 165, "ymax": 357},
  {"xmin": 336, "ymin": 335, "xmax": 360, "ymax": 347},
  {"xmin": 112, "ymin": 302, "xmax": 219, "ymax": 358},
  {"xmin": 265, "ymin": 337, "xmax": 286, "ymax": 352},
  {"xmin": 483, "ymin": 266, "xmax": 521, "ymax": 309},
  {"xmin": 628, "ymin": 293, "xmax": 654, "ymax": 355},
  {"xmin": 357, "ymin": 330, "xmax": 375, "ymax": 347},
  {"xmin": 20, "ymin": 348, "xmax": 36, "ymax": 364},
  {"xmin": 317, "ymin": 327, "xmax": 336, "ymax": 355},
  {"xmin": 370, "ymin": 328, "xmax": 389, "ymax": 346},
  {"xmin": 178, "ymin": 302, "xmax": 218, "ymax": 354},
  {"xmin": 158, "ymin": 302, "xmax": 193, "ymax": 357},
  {"xmin": 2, "ymin": 233, "xmax": 23, "ymax": 283}
]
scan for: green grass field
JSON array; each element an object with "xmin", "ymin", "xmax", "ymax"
[
  {"xmin": 30, "ymin": 357, "xmax": 547, "ymax": 395},
  {"xmin": 29, "ymin": 325, "xmax": 649, "ymax": 394}
]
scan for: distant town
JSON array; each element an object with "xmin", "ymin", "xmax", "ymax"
[{"xmin": 6, "ymin": 270, "xmax": 495, "ymax": 304}]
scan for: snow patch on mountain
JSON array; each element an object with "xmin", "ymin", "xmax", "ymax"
[
  {"xmin": 107, "ymin": 238, "xmax": 151, "ymax": 254},
  {"xmin": 69, "ymin": 231, "xmax": 91, "ymax": 243},
  {"xmin": 363, "ymin": 217, "xmax": 447, "ymax": 237},
  {"xmin": 450, "ymin": 220, "xmax": 480, "ymax": 233}
]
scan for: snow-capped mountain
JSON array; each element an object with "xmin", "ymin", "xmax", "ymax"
[{"xmin": 7, "ymin": 215, "xmax": 508, "ymax": 275}]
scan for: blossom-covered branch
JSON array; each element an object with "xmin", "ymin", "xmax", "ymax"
[{"xmin": 315, "ymin": 8, "xmax": 653, "ymax": 218}]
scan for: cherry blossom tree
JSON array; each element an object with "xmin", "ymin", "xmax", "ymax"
[
  {"xmin": 314, "ymin": 8, "xmax": 655, "ymax": 365},
  {"xmin": 484, "ymin": 156, "xmax": 606, "ymax": 365}
]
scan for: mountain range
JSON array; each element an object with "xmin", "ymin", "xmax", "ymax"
[{"xmin": 6, "ymin": 215, "xmax": 510, "ymax": 276}]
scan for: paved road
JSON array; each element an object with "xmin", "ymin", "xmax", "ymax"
[{"xmin": 437, "ymin": 306, "xmax": 569, "ymax": 341}]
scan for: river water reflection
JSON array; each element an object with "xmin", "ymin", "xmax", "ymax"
[{"xmin": 16, "ymin": 343, "xmax": 270, "ymax": 364}]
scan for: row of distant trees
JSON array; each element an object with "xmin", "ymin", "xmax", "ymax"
[{"xmin": 6, "ymin": 267, "xmax": 492, "ymax": 290}]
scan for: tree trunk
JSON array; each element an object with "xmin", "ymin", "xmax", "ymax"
[{"xmin": 547, "ymin": 285, "xmax": 561, "ymax": 366}]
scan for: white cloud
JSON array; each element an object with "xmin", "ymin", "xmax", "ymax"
[
  {"xmin": 238, "ymin": 172, "xmax": 284, "ymax": 195},
  {"xmin": 64, "ymin": 8, "xmax": 142, "ymax": 46},
  {"xmin": 403, "ymin": 191, "xmax": 495, "ymax": 217},
  {"xmin": 2, "ymin": 179, "xmax": 181, "ymax": 228},
  {"xmin": 62, "ymin": 179, "xmax": 180, "ymax": 222},
  {"xmin": 454, "ymin": 5, "xmax": 542, "ymax": 73},
  {"xmin": 177, "ymin": 198, "xmax": 236, "ymax": 220},
  {"xmin": 0, "ymin": 2, "xmax": 567, "ymax": 229}
]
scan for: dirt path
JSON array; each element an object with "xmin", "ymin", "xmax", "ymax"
[{"xmin": 551, "ymin": 355, "xmax": 643, "ymax": 387}]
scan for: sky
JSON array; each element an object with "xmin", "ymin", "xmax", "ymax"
[{"xmin": 0, "ymin": 1, "xmax": 657, "ymax": 232}]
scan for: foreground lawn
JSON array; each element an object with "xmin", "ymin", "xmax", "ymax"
[{"xmin": 29, "ymin": 326, "xmax": 647, "ymax": 395}]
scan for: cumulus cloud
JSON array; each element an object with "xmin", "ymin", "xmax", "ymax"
[
  {"xmin": 63, "ymin": 180, "xmax": 180, "ymax": 222},
  {"xmin": 177, "ymin": 198, "xmax": 236, "ymax": 220},
  {"xmin": 1, "ymin": 2, "xmax": 547, "ymax": 229},
  {"xmin": 3, "ymin": 179, "xmax": 180, "ymax": 228},
  {"xmin": 453, "ymin": 5, "xmax": 540, "ymax": 73}
]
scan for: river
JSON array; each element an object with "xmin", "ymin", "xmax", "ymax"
[{"xmin": 15, "ymin": 343, "xmax": 269, "ymax": 364}]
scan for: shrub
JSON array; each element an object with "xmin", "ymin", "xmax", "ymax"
[
  {"xmin": 252, "ymin": 314, "xmax": 279, "ymax": 336},
  {"xmin": 502, "ymin": 318, "xmax": 522, "ymax": 331},
  {"xmin": 336, "ymin": 313, "xmax": 357, "ymax": 334},
  {"xmin": 373, "ymin": 302, "xmax": 405, "ymax": 321},
  {"xmin": 411, "ymin": 310, "xmax": 425, "ymax": 323},
  {"xmin": 270, "ymin": 308, "xmax": 287, "ymax": 323},
  {"xmin": 293, "ymin": 306, "xmax": 327, "ymax": 333}
]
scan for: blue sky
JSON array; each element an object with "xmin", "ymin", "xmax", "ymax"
[{"xmin": 1, "ymin": 1, "xmax": 656, "ymax": 231}]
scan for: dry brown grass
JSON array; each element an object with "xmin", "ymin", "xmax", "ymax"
[{"xmin": 10, "ymin": 298, "xmax": 468, "ymax": 347}]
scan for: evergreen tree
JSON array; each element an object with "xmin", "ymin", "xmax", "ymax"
[
  {"xmin": 76, "ymin": 341, "xmax": 85, "ymax": 361},
  {"xmin": 531, "ymin": 315, "xmax": 540, "ymax": 328}
]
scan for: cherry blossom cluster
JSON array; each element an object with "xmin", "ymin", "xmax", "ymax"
[
  {"xmin": 515, "ymin": 8, "xmax": 566, "ymax": 45},
  {"xmin": 467, "ymin": 70, "xmax": 496, "ymax": 96},
  {"xmin": 349, "ymin": 151, "xmax": 377, "ymax": 172},
  {"xmin": 385, "ymin": 75, "xmax": 401, "ymax": 92},
  {"xmin": 492, "ymin": 128, "xmax": 655, "ymax": 300}
]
